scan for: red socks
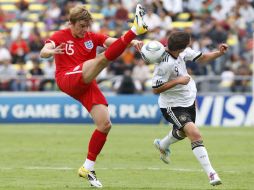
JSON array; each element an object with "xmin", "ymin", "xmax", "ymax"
[
  {"xmin": 87, "ymin": 129, "xmax": 108, "ymax": 161},
  {"xmin": 104, "ymin": 30, "xmax": 136, "ymax": 61}
]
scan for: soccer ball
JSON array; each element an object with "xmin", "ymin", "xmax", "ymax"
[{"xmin": 140, "ymin": 40, "xmax": 166, "ymax": 64}]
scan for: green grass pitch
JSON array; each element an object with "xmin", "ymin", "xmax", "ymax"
[{"xmin": 0, "ymin": 124, "xmax": 254, "ymax": 190}]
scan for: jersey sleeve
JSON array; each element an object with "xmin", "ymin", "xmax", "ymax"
[
  {"xmin": 93, "ymin": 33, "xmax": 109, "ymax": 47},
  {"xmin": 44, "ymin": 31, "xmax": 62, "ymax": 48},
  {"xmin": 183, "ymin": 47, "xmax": 202, "ymax": 62},
  {"xmin": 152, "ymin": 63, "xmax": 171, "ymax": 88}
]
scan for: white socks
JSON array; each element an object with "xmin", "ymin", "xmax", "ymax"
[
  {"xmin": 83, "ymin": 159, "xmax": 95, "ymax": 171},
  {"xmin": 159, "ymin": 130, "xmax": 181, "ymax": 150},
  {"xmin": 192, "ymin": 146, "xmax": 216, "ymax": 176},
  {"xmin": 131, "ymin": 27, "xmax": 138, "ymax": 35}
]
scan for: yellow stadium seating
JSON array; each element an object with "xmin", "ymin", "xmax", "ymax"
[
  {"xmin": 91, "ymin": 13, "xmax": 104, "ymax": 20},
  {"xmin": 128, "ymin": 13, "xmax": 134, "ymax": 19},
  {"xmin": 227, "ymin": 35, "xmax": 238, "ymax": 46},
  {"xmin": 0, "ymin": 4, "xmax": 16, "ymax": 11},
  {"xmin": 177, "ymin": 12, "xmax": 191, "ymax": 21},
  {"xmin": 109, "ymin": 30, "xmax": 116, "ymax": 37},
  {"xmin": 172, "ymin": 21, "xmax": 193, "ymax": 28},
  {"xmin": 0, "ymin": 0, "xmax": 36, "ymax": 2},
  {"xmin": 0, "ymin": 0, "xmax": 17, "ymax": 2},
  {"xmin": 84, "ymin": 4, "xmax": 91, "ymax": 10},
  {"xmin": 28, "ymin": 4, "xmax": 45, "ymax": 11},
  {"xmin": 5, "ymin": 21, "xmax": 45, "ymax": 29},
  {"xmin": 27, "ymin": 13, "xmax": 39, "ymax": 21}
]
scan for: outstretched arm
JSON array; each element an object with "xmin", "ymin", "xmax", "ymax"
[
  {"xmin": 40, "ymin": 43, "xmax": 65, "ymax": 58},
  {"xmin": 196, "ymin": 43, "xmax": 228, "ymax": 63},
  {"xmin": 153, "ymin": 76, "xmax": 190, "ymax": 94}
]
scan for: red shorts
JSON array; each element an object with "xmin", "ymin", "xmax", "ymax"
[{"xmin": 56, "ymin": 65, "xmax": 108, "ymax": 112}]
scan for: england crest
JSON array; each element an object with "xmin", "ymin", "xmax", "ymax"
[{"xmin": 84, "ymin": 40, "xmax": 94, "ymax": 49}]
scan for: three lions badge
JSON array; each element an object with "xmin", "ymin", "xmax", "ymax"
[{"xmin": 84, "ymin": 40, "xmax": 94, "ymax": 50}]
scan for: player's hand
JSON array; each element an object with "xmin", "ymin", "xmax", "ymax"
[
  {"xmin": 176, "ymin": 76, "xmax": 190, "ymax": 85},
  {"xmin": 52, "ymin": 43, "xmax": 65, "ymax": 54},
  {"xmin": 131, "ymin": 40, "xmax": 143, "ymax": 51},
  {"xmin": 218, "ymin": 43, "xmax": 228, "ymax": 54}
]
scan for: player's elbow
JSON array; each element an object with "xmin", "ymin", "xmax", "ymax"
[
  {"xmin": 40, "ymin": 50, "xmax": 51, "ymax": 59},
  {"xmin": 39, "ymin": 51, "xmax": 45, "ymax": 58},
  {"xmin": 152, "ymin": 88, "xmax": 160, "ymax": 94},
  {"xmin": 196, "ymin": 54, "xmax": 209, "ymax": 64}
]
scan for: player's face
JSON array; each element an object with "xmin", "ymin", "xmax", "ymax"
[{"xmin": 71, "ymin": 20, "xmax": 90, "ymax": 38}]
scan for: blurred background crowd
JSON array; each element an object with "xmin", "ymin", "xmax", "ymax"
[{"xmin": 0, "ymin": 0, "xmax": 253, "ymax": 94}]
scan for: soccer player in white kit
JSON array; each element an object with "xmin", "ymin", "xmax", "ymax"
[{"xmin": 152, "ymin": 31, "xmax": 228, "ymax": 186}]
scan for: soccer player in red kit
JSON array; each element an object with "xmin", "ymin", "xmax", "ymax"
[{"xmin": 40, "ymin": 4, "xmax": 148, "ymax": 188}]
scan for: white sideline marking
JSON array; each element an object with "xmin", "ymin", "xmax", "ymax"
[{"xmin": 0, "ymin": 166, "xmax": 238, "ymax": 173}]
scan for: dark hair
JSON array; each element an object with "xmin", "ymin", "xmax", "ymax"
[{"xmin": 167, "ymin": 31, "xmax": 190, "ymax": 51}]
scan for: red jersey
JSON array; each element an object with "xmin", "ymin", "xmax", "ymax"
[
  {"xmin": 46, "ymin": 28, "xmax": 108, "ymax": 76},
  {"xmin": 45, "ymin": 28, "xmax": 109, "ymax": 112}
]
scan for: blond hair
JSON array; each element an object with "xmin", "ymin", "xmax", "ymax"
[{"xmin": 69, "ymin": 5, "xmax": 92, "ymax": 24}]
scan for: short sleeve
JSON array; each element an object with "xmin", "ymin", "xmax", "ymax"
[
  {"xmin": 183, "ymin": 47, "xmax": 202, "ymax": 62},
  {"xmin": 93, "ymin": 33, "xmax": 109, "ymax": 47},
  {"xmin": 152, "ymin": 63, "xmax": 171, "ymax": 88},
  {"xmin": 45, "ymin": 31, "xmax": 62, "ymax": 48}
]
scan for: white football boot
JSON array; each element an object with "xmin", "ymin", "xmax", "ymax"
[
  {"xmin": 209, "ymin": 172, "xmax": 222, "ymax": 186},
  {"xmin": 132, "ymin": 4, "xmax": 148, "ymax": 35},
  {"xmin": 78, "ymin": 166, "xmax": 102, "ymax": 188},
  {"xmin": 154, "ymin": 139, "xmax": 170, "ymax": 164}
]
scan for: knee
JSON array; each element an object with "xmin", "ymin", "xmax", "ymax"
[
  {"xmin": 105, "ymin": 120, "xmax": 112, "ymax": 132},
  {"xmin": 183, "ymin": 123, "xmax": 202, "ymax": 142},
  {"xmin": 192, "ymin": 130, "xmax": 202, "ymax": 139},
  {"xmin": 100, "ymin": 57, "xmax": 110, "ymax": 67},
  {"xmin": 172, "ymin": 128, "xmax": 186, "ymax": 140},
  {"xmin": 83, "ymin": 77, "xmax": 92, "ymax": 84},
  {"xmin": 100, "ymin": 120, "xmax": 112, "ymax": 133},
  {"xmin": 189, "ymin": 131, "xmax": 202, "ymax": 142},
  {"xmin": 98, "ymin": 53, "xmax": 110, "ymax": 67}
]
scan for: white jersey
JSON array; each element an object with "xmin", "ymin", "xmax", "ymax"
[{"xmin": 152, "ymin": 47, "xmax": 202, "ymax": 108}]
